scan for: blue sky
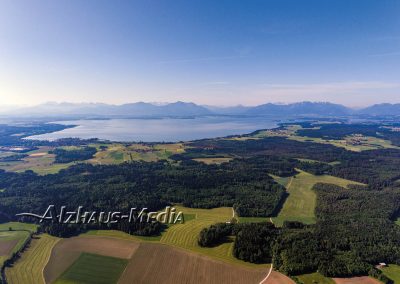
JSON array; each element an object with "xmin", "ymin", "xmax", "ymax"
[{"xmin": 0, "ymin": 0, "xmax": 399, "ymax": 107}]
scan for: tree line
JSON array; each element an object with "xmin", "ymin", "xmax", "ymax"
[{"xmin": 198, "ymin": 183, "xmax": 400, "ymax": 282}]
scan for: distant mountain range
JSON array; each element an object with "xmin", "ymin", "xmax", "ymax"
[
  {"xmin": 2, "ymin": 101, "xmax": 400, "ymax": 118},
  {"xmin": 3, "ymin": 101, "xmax": 212, "ymax": 117},
  {"xmin": 357, "ymin": 103, "xmax": 400, "ymax": 116},
  {"xmin": 245, "ymin": 102, "xmax": 351, "ymax": 116}
]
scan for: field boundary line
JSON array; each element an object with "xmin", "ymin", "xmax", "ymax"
[
  {"xmin": 42, "ymin": 236, "xmax": 60, "ymax": 284},
  {"xmin": 118, "ymin": 244, "xmax": 140, "ymax": 283}
]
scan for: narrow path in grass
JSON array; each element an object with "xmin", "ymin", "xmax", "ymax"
[{"xmin": 286, "ymin": 176, "xmax": 294, "ymax": 190}]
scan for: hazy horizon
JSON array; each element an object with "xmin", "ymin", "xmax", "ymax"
[
  {"xmin": 2, "ymin": 99, "xmax": 400, "ymax": 110},
  {"xmin": 1, "ymin": 1, "xmax": 399, "ymax": 107}
]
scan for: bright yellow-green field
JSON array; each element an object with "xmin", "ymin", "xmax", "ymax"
[
  {"xmin": 159, "ymin": 206, "xmax": 264, "ymax": 267},
  {"xmin": 59, "ymin": 146, "xmax": 83, "ymax": 150},
  {"xmin": 269, "ymin": 174, "xmax": 292, "ymax": 187},
  {"xmin": 159, "ymin": 206, "xmax": 241, "ymax": 265},
  {"xmin": 272, "ymin": 170, "xmax": 363, "ymax": 226},
  {"xmin": 381, "ymin": 264, "xmax": 400, "ymax": 283},
  {"xmin": 0, "ymin": 146, "xmax": 75, "ymax": 175},
  {"xmin": 83, "ymin": 206, "xmax": 267, "ymax": 269},
  {"xmin": 249, "ymin": 124, "xmax": 399, "ymax": 152},
  {"xmin": 0, "ymin": 222, "xmax": 38, "ymax": 232},
  {"xmin": 89, "ymin": 143, "xmax": 184, "ymax": 164},
  {"xmin": 0, "ymin": 143, "xmax": 185, "ymax": 175},
  {"xmin": 5, "ymin": 234, "xmax": 59, "ymax": 284},
  {"xmin": 288, "ymin": 134, "xmax": 399, "ymax": 152},
  {"xmin": 296, "ymin": 272, "xmax": 334, "ymax": 284}
]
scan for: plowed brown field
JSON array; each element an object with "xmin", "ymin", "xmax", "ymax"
[{"xmin": 44, "ymin": 236, "xmax": 139, "ymax": 283}]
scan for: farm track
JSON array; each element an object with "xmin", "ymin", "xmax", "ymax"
[{"xmin": 259, "ymin": 264, "xmax": 273, "ymax": 284}]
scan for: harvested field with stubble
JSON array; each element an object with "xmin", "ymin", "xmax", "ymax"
[
  {"xmin": 5, "ymin": 234, "xmax": 59, "ymax": 284},
  {"xmin": 43, "ymin": 234, "xmax": 294, "ymax": 284},
  {"xmin": 85, "ymin": 206, "xmax": 268, "ymax": 267},
  {"xmin": 0, "ymin": 146, "xmax": 75, "ymax": 175},
  {"xmin": 40, "ymin": 206, "xmax": 297, "ymax": 284},
  {"xmin": 44, "ymin": 236, "xmax": 139, "ymax": 284},
  {"xmin": 89, "ymin": 142, "xmax": 185, "ymax": 164},
  {"xmin": 119, "ymin": 242, "xmax": 271, "ymax": 284},
  {"xmin": 159, "ymin": 206, "xmax": 267, "ymax": 267}
]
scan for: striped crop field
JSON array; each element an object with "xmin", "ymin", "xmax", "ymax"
[
  {"xmin": 83, "ymin": 206, "xmax": 268, "ymax": 268},
  {"xmin": 159, "ymin": 206, "xmax": 266, "ymax": 268},
  {"xmin": 5, "ymin": 234, "xmax": 59, "ymax": 284}
]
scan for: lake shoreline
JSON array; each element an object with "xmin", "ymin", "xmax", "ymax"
[{"xmin": 24, "ymin": 117, "xmax": 279, "ymax": 143}]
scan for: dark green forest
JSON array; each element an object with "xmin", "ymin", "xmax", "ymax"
[
  {"xmin": 1, "ymin": 122, "xmax": 400, "ymax": 281},
  {"xmin": 0, "ymin": 157, "xmax": 286, "ymax": 219},
  {"xmin": 199, "ymin": 183, "xmax": 400, "ymax": 281},
  {"xmin": 51, "ymin": 146, "xmax": 97, "ymax": 163}
]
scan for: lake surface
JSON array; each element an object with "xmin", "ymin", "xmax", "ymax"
[{"xmin": 26, "ymin": 117, "xmax": 278, "ymax": 142}]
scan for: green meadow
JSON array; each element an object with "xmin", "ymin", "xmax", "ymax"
[
  {"xmin": 55, "ymin": 253, "xmax": 128, "ymax": 284},
  {"xmin": 272, "ymin": 170, "xmax": 363, "ymax": 226}
]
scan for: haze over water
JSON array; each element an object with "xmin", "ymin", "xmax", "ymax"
[{"xmin": 26, "ymin": 117, "xmax": 278, "ymax": 142}]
